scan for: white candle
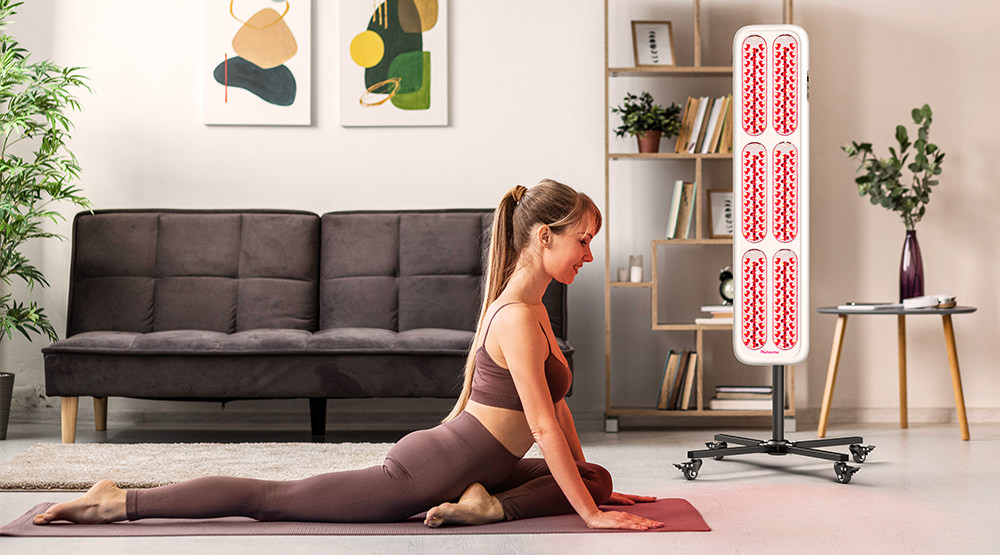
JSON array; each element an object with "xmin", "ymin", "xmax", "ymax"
[{"xmin": 629, "ymin": 255, "xmax": 643, "ymax": 283}]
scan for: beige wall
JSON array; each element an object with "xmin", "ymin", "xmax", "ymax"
[{"xmin": 2, "ymin": 0, "xmax": 997, "ymax": 426}]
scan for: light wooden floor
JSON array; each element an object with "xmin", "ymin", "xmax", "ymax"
[{"xmin": 1, "ymin": 420, "xmax": 998, "ymax": 554}]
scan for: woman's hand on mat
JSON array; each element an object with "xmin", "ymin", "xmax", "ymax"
[
  {"xmin": 605, "ymin": 491, "xmax": 657, "ymax": 505},
  {"xmin": 585, "ymin": 509, "xmax": 663, "ymax": 530}
]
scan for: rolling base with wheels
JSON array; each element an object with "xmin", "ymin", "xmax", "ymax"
[{"xmin": 674, "ymin": 365, "xmax": 875, "ymax": 484}]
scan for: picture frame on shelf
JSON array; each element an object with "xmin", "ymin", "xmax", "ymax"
[
  {"xmin": 708, "ymin": 189, "xmax": 735, "ymax": 238},
  {"xmin": 631, "ymin": 21, "xmax": 675, "ymax": 67}
]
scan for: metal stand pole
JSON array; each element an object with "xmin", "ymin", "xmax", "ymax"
[{"xmin": 772, "ymin": 364, "xmax": 784, "ymax": 442}]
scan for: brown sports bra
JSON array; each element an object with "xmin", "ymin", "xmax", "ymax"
[{"xmin": 469, "ymin": 302, "xmax": 572, "ymax": 411}]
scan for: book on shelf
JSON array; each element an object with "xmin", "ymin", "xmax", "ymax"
[
  {"xmin": 716, "ymin": 391, "xmax": 771, "ymax": 400},
  {"xmin": 674, "ymin": 181, "xmax": 697, "ymax": 239},
  {"xmin": 715, "ymin": 385, "xmax": 773, "ymax": 394},
  {"xmin": 668, "ymin": 349, "xmax": 690, "ymax": 409},
  {"xmin": 665, "ymin": 180, "xmax": 684, "ymax": 238},
  {"xmin": 674, "ymin": 97, "xmax": 697, "ymax": 154},
  {"xmin": 656, "ymin": 350, "xmax": 682, "ymax": 410},
  {"xmin": 695, "ymin": 316, "xmax": 732, "ymax": 325},
  {"xmin": 706, "ymin": 95, "xmax": 730, "ymax": 153},
  {"xmin": 717, "ymin": 95, "xmax": 733, "ymax": 153},
  {"xmin": 680, "ymin": 351, "xmax": 698, "ymax": 410},
  {"xmin": 685, "ymin": 96, "xmax": 710, "ymax": 153},
  {"xmin": 709, "ymin": 398, "xmax": 773, "ymax": 411},
  {"xmin": 695, "ymin": 303, "xmax": 733, "ymax": 325},
  {"xmin": 699, "ymin": 96, "xmax": 724, "ymax": 153}
]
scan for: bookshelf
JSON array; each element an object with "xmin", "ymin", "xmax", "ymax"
[{"xmin": 603, "ymin": 0, "xmax": 796, "ymax": 429}]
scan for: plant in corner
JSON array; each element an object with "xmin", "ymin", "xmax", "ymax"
[
  {"xmin": 611, "ymin": 91, "xmax": 681, "ymax": 153},
  {"xmin": 842, "ymin": 104, "xmax": 945, "ymax": 301},
  {"xmin": 1, "ymin": 0, "xmax": 91, "ymax": 350}
]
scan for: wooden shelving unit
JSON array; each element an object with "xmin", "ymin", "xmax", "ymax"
[{"xmin": 602, "ymin": 0, "xmax": 795, "ymax": 428}]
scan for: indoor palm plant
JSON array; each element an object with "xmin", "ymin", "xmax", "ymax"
[
  {"xmin": 1, "ymin": 0, "xmax": 91, "ymax": 347},
  {"xmin": 611, "ymin": 91, "xmax": 681, "ymax": 153},
  {"xmin": 842, "ymin": 104, "xmax": 945, "ymax": 301}
]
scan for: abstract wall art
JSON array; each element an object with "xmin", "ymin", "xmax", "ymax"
[
  {"xmin": 203, "ymin": 0, "xmax": 312, "ymax": 125},
  {"xmin": 339, "ymin": 0, "xmax": 448, "ymax": 126}
]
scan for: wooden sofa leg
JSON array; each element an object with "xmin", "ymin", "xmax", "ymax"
[
  {"xmin": 309, "ymin": 398, "xmax": 327, "ymax": 442},
  {"xmin": 61, "ymin": 397, "xmax": 79, "ymax": 443},
  {"xmin": 94, "ymin": 397, "xmax": 108, "ymax": 432}
]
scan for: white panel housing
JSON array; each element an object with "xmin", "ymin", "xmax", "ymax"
[{"xmin": 733, "ymin": 25, "xmax": 810, "ymax": 365}]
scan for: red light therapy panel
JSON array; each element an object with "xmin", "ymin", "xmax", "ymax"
[{"xmin": 733, "ymin": 25, "xmax": 809, "ymax": 365}]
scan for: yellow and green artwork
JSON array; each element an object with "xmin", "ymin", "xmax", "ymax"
[
  {"xmin": 203, "ymin": 0, "xmax": 311, "ymax": 125},
  {"xmin": 340, "ymin": 0, "xmax": 448, "ymax": 126}
]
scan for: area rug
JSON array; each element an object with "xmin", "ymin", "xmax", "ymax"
[
  {"xmin": 0, "ymin": 442, "xmax": 406, "ymax": 491},
  {"xmin": 2, "ymin": 499, "xmax": 709, "ymax": 536}
]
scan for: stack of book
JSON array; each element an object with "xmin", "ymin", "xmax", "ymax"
[
  {"xmin": 657, "ymin": 350, "xmax": 698, "ymax": 410},
  {"xmin": 666, "ymin": 180, "xmax": 697, "ymax": 239},
  {"xmin": 708, "ymin": 385, "xmax": 774, "ymax": 410},
  {"xmin": 694, "ymin": 304, "xmax": 733, "ymax": 325},
  {"xmin": 674, "ymin": 94, "xmax": 734, "ymax": 155}
]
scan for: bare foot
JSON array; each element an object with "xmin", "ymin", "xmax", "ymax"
[
  {"xmin": 33, "ymin": 479, "xmax": 128, "ymax": 525},
  {"xmin": 424, "ymin": 483, "xmax": 504, "ymax": 528}
]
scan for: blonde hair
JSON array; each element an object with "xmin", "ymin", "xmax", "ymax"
[{"xmin": 443, "ymin": 179, "xmax": 602, "ymax": 422}]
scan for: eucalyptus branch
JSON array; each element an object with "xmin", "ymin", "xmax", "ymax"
[{"xmin": 842, "ymin": 104, "xmax": 945, "ymax": 230}]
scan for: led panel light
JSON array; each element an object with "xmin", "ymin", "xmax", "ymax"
[{"xmin": 733, "ymin": 25, "xmax": 809, "ymax": 365}]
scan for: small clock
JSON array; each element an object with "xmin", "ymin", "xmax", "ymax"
[{"xmin": 719, "ymin": 266, "xmax": 734, "ymax": 305}]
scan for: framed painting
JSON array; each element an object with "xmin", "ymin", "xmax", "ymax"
[
  {"xmin": 339, "ymin": 0, "xmax": 448, "ymax": 126},
  {"xmin": 203, "ymin": 0, "xmax": 312, "ymax": 126},
  {"xmin": 631, "ymin": 21, "xmax": 675, "ymax": 67},
  {"xmin": 708, "ymin": 189, "xmax": 735, "ymax": 238}
]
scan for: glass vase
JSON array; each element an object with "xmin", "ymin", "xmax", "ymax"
[{"xmin": 899, "ymin": 229, "xmax": 924, "ymax": 302}]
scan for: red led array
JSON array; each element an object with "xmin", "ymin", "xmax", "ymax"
[
  {"xmin": 773, "ymin": 34, "xmax": 799, "ymax": 136},
  {"xmin": 741, "ymin": 35, "xmax": 767, "ymax": 136},
  {"xmin": 741, "ymin": 250, "xmax": 767, "ymax": 350},
  {"xmin": 772, "ymin": 142, "xmax": 798, "ymax": 242},
  {"xmin": 741, "ymin": 142, "xmax": 767, "ymax": 243},
  {"xmin": 772, "ymin": 249, "xmax": 799, "ymax": 350}
]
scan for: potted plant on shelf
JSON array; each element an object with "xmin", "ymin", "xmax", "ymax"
[
  {"xmin": 1, "ymin": 0, "xmax": 91, "ymax": 438},
  {"xmin": 842, "ymin": 104, "xmax": 945, "ymax": 301},
  {"xmin": 611, "ymin": 91, "xmax": 681, "ymax": 153}
]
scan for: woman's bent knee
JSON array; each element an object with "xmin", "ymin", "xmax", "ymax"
[{"xmin": 579, "ymin": 462, "xmax": 613, "ymax": 505}]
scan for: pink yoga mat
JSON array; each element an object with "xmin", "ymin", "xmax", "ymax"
[{"xmin": 2, "ymin": 499, "xmax": 709, "ymax": 536}]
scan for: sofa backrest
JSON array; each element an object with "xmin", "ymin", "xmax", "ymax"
[
  {"xmin": 66, "ymin": 210, "xmax": 320, "ymax": 336},
  {"xmin": 320, "ymin": 210, "xmax": 568, "ymax": 338}
]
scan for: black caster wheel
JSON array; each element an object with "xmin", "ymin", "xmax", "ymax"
[
  {"xmin": 706, "ymin": 441, "xmax": 728, "ymax": 460},
  {"xmin": 674, "ymin": 459, "xmax": 703, "ymax": 480},
  {"xmin": 834, "ymin": 462, "xmax": 859, "ymax": 484},
  {"xmin": 849, "ymin": 444, "xmax": 875, "ymax": 464}
]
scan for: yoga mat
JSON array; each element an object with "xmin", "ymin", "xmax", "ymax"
[{"xmin": 2, "ymin": 499, "xmax": 709, "ymax": 536}]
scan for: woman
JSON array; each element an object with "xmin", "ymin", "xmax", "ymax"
[{"xmin": 34, "ymin": 179, "xmax": 663, "ymax": 531}]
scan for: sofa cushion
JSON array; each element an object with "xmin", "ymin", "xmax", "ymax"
[
  {"xmin": 67, "ymin": 210, "xmax": 320, "ymax": 336},
  {"xmin": 320, "ymin": 210, "xmax": 490, "ymax": 332}
]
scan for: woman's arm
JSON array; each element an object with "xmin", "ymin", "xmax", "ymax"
[
  {"xmin": 554, "ymin": 400, "xmax": 586, "ymax": 462},
  {"xmin": 495, "ymin": 306, "xmax": 659, "ymax": 530}
]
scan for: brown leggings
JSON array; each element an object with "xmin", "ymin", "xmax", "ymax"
[{"xmin": 126, "ymin": 412, "xmax": 612, "ymax": 523}]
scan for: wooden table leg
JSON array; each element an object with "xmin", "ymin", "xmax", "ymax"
[
  {"xmin": 942, "ymin": 315, "xmax": 971, "ymax": 440},
  {"xmin": 818, "ymin": 314, "xmax": 848, "ymax": 438},
  {"xmin": 897, "ymin": 315, "xmax": 908, "ymax": 429}
]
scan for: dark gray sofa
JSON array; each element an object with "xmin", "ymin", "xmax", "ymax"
[{"xmin": 43, "ymin": 209, "xmax": 572, "ymax": 442}]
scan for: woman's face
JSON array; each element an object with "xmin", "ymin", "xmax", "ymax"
[{"xmin": 543, "ymin": 211, "xmax": 597, "ymax": 285}]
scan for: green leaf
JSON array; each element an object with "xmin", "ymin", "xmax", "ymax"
[{"xmin": 0, "ymin": 0, "xmax": 89, "ymax": 345}]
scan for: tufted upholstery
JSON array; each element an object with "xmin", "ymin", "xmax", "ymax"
[
  {"xmin": 43, "ymin": 208, "xmax": 573, "ymax": 440},
  {"xmin": 68, "ymin": 210, "xmax": 319, "ymax": 335}
]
